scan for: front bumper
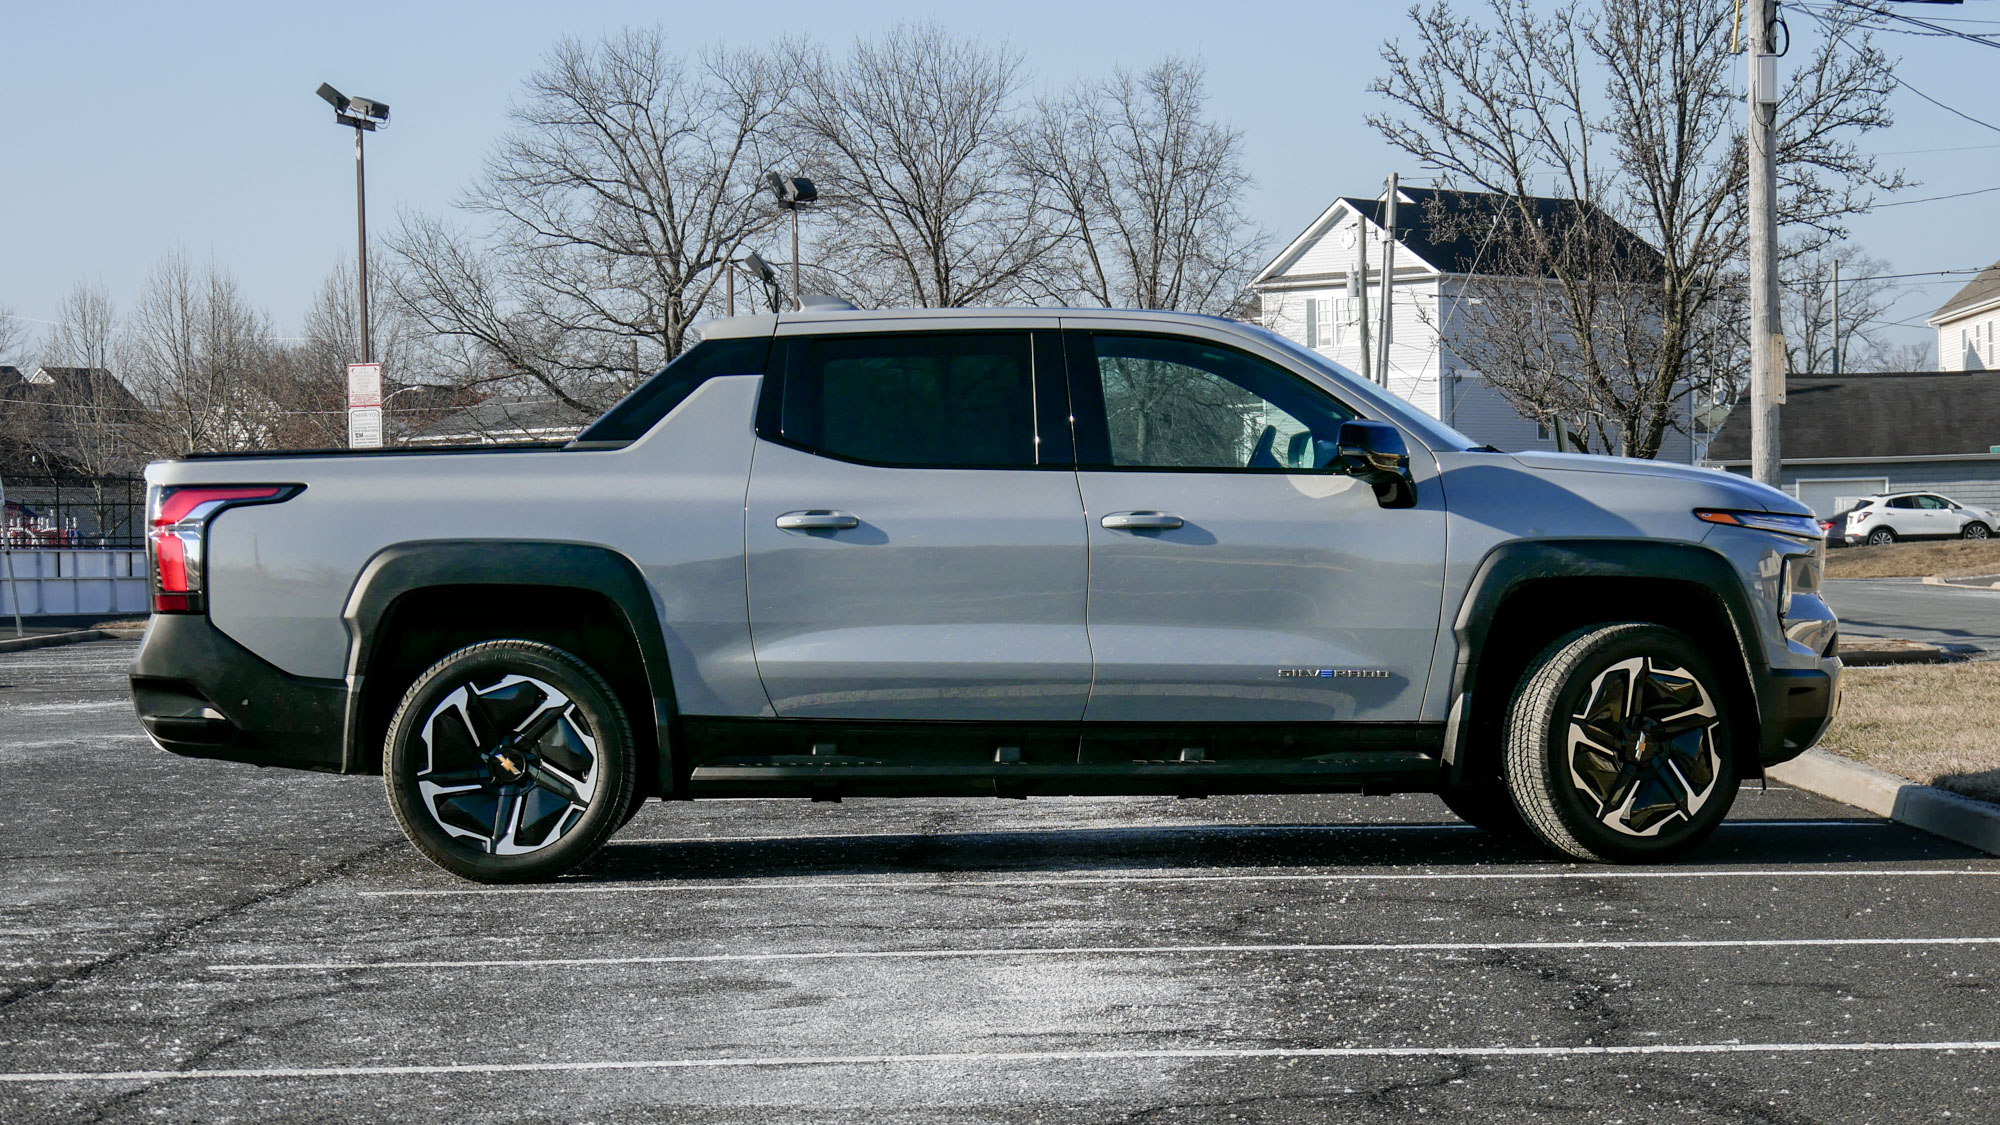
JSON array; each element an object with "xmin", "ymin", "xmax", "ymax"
[
  {"xmin": 1755, "ymin": 657, "xmax": 1841, "ymax": 768},
  {"xmin": 129, "ymin": 613, "xmax": 348, "ymax": 772}
]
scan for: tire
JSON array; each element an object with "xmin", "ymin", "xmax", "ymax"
[
  {"xmin": 383, "ymin": 640, "xmax": 636, "ymax": 883},
  {"xmin": 1866, "ymin": 527, "xmax": 1896, "ymax": 546},
  {"xmin": 1963, "ymin": 522, "xmax": 1992, "ymax": 541},
  {"xmin": 1438, "ymin": 781, "xmax": 1529, "ymax": 837},
  {"xmin": 1503, "ymin": 623, "xmax": 1739, "ymax": 863}
]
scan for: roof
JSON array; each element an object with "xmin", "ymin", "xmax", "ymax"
[
  {"xmin": 1930, "ymin": 261, "xmax": 2000, "ymax": 324},
  {"xmin": 407, "ymin": 396, "xmax": 593, "ymax": 444},
  {"xmin": 1704, "ymin": 370, "xmax": 2000, "ymax": 462},
  {"xmin": 1253, "ymin": 187, "xmax": 1659, "ymax": 286},
  {"xmin": 6, "ymin": 366, "xmax": 142, "ymax": 411}
]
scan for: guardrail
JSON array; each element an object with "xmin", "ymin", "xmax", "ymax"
[{"xmin": 0, "ymin": 549, "xmax": 149, "ymax": 616}]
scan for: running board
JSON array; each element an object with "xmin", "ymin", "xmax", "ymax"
[{"xmin": 686, "ymin": 751, "xmax": 1442, "ymax": 800}]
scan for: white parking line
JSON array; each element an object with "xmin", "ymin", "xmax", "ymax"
[
  {"xmin": 358, "ymin": 866, "xmax": 1994, "ymax": 898},
  {"xmin": 6, "ymin": 1039, "xmax": 1998, "ymax": 1084},
  {"xmin": 613, "ymin": 818, "xmax": 1885, "ymax": 846},
  {"xmin": 211, "ymin": 934, "xmax": 2000, "ymax": 973}
]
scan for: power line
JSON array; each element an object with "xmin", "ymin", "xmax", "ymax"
[{"xmin": 1874, "ymin": 184, "xmax": 2000, "ymax": 208}]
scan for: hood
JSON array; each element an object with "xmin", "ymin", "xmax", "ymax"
[{"xmin": 1507, "ymin": 451, "xmax": 1805, "ymax": 514}]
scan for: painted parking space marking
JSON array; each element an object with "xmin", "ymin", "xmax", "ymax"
[
  {"xmin": 358, "ymin": 866, "xmax": 1997, "ymax": 898},
  {"xmin": 7, "ymin": 1039, "xmax": 1999, "ymax": 1085},
  {"xmin": 612, "ymin": 817, "xmax": 1881, "ymax": 846},
  {"xmin": 211, "ymin": 934, "xmax": 2000, "ymax": 973}
]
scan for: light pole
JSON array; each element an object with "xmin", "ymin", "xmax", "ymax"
[
  {"xmin": 316, "ymin": 83, "xmax": 390, "ymax": 364},
  {"xmin": 764, "ymin": 173, "xmax": 817, "ymax": 311}
]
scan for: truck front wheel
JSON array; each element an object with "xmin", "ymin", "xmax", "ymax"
[
  {"xmin": 383, "ymin": 640, "xmax": 637, "ymax": 883},
  {"xmin": 1504, "ymin": 623, "xmax": 1739, "ymax": 863}
]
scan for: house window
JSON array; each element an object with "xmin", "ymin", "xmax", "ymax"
[
  {"xmin": 1537, "ymin": 422, "xmax": 1551, "ymax": 440},
  {"xmin": 1306, "ymin": 298, "xmax": 1320, "ymax": 349}
]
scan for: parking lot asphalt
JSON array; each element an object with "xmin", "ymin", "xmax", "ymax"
[
  {"xmin": 2, "ymin": 638, "xmax": 1997, "ymax": 1122},
  {"xmin": 1824, "ymin": 578, "xmax": 2000, "ymax": 655}
]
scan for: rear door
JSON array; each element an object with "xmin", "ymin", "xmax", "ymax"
[
  {"xmin": 1063, "ymin": 325, "xmax": 1447, "ymax": 723},
  {"xmin": 744, "ymin": 327, "xmax": 1091, "ymax": 720}
]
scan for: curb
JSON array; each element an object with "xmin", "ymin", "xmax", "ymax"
[
  {"xmin": 0, "ymin": 629, "xmax": 115, "ymax": 654},
  {"xmin": 1768, "ymin": 748, "xmax": 2000, "ymax": 857},
  {"xmin": 1838, "ymin": 641, "xmax": 1947, "ymax": 667},
  {"xmin": 1922, "ymin": 575, "xmax": 2000, "ymax": 592}
]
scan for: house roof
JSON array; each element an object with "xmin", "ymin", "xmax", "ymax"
[
  {"xmin": 1931, "ymin": 261, "xmax": 2000, "ymax": 324},
  {"xmin": 1253, "ymin": 187, "xmax": 1658, "ymax": 286},
  {"xmin": 10, "ymin": 366, "xmax": 142, "ymax": 411},
  {"xmin": 1704, "ymin": 370, "xmax": 2000, "ymax": 462},
  {"xmin": 407, "ymin": 395, "xmax": 591, "ymax": 444}
]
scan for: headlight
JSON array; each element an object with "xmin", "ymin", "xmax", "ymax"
[{"xmin": 1694, "ymin": 509, "xmax": 1825, "ymax": 540}]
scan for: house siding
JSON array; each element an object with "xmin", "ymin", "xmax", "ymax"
[
  {"xmin": 1936, "ymin": 305, "xmax": 2000, "ymax": 372},
  {"xmin": 1718, "ymin": 458, "xmax": 2000, "ymax": 513}
]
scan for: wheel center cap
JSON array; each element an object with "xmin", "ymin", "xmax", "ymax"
[{"xmin": 490, "ymin": 748, "xmax": 529, "ymax": 781}]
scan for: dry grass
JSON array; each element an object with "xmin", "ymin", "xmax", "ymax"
[
  {"xmin": 1818, "ymin": 661, "xmax": 2000, "ymax": 803},
  {"xmin": 1824, "ymin": 539, "xmax": 2000, "ymax": 580}
]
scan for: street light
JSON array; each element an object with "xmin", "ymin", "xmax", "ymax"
[
  {"xmin": 764, "ymin": 172, "xmax": 816, "ymax": 312},
  {"xmin": 316, "ymin": 83, "xmax": 390, "ymax": 365},
  {"xmin": 726, "ymin": 251, "xmax": 783, "ymax": 315}
]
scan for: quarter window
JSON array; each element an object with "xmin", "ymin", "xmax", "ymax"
[
  {"xmin": 1074, "ymin": 333, "xmax": 1357, "ymax": 471},
  {"xmin": 768, "ymin": 332, "xmax": 1038, "ymax": 468}
]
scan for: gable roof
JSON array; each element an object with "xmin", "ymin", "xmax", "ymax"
[
  {"xmin": 1704, "ymin": 370, "xmax": 2000, "ymax": 462},
  {"xmin": 1931, "ymin": 261, "xmax": 2000, "ymax": 324},
  {"xmin": 14, "ymin": 367, "xmax": 143, "ymax": 411},
  {"xmin": 1254, "ymin": 186, "xmax": 1658, "ymax": 286}
]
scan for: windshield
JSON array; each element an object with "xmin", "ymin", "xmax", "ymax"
[{"xmin": 1244, "ymin": 323, "xmax": 1484, "ymax": 453}]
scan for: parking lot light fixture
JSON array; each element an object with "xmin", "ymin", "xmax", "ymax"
[
  {"xmin": 764, "ymin": 172, "xmax": 817, "ymax": 312},
  {"xmin": 316, "ymin": 83, "xmax": 390, "ymax": 365}
]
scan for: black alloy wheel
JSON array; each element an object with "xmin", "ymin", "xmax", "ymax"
[
  {"xmin": 1866, "ymin": 527, "xmax": 1896, "ymax": 546},
  {"xmin": 1964, "ymin": 522, "xmax": 1992, "ymax": 541},
  {"xmin": 384, "ymin": 640, "xmax": 635, "ymax": 883},
  {"xmin": 1503, "ymin": 623, "xmax": 1739, "ymax": 863}
]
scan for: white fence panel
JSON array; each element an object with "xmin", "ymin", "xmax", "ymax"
[{"xmin": 0, "ymin": 549, "xmax": 150, "ymax": 616}]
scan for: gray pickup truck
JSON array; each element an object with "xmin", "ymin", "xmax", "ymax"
[{"xmin": 131, "ymin": 307, "xmax": 1840, "ymax": 882}]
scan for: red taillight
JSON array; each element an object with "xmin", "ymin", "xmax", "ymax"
[{"xmin": 146, "ymin": 484, "xmax": 296, "ymax": 614}]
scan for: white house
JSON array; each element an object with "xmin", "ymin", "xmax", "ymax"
[
  {"xmin": 1928, "ymin": 261, "xmax": 2000, "ymax": 371},
  {"xmin": 1250, "ymin": 187, "xmax": 1694, "ymax": 462}
]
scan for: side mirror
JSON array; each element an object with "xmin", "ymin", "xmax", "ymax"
[{"xmin": 1334, "ymin": 420, "xmax": 1417, "ymax": 509}]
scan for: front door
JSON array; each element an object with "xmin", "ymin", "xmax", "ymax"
[
  {"xmin": 1063, "ymin": 326, "xmax": 1447, "ymax": 723},
  {"xmin": 744, "ymin": 328, "xmax": 1091, "ymax": 720}
]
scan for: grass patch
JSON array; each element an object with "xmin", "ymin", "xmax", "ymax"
[
  {"xmin": 1818, "ymin": 661, "xmax": 2000, "ymax": 803},
  {"xmin": 1824, "ymin": 538, "xmax": 2000, "ymax": 580}
]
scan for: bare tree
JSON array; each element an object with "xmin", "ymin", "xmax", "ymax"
[
  {"xmin": 0, "ymin": 307, "xmax": 29, "ymax": 370},
  {"xmin": 1019, "ymin": 58, "xmax": 1263, "ymax": 314},
  {"xmin": 392, "ymin": 28, "xmax": 798, "ymax": 422},
  {"xmin": 1782, "ymin": 244, "xmax": 1895, "ymax": 374},
  {"xmin": 122, "ymin": 248, "xmax": 281, "ymax": 456},
  {"xmin": 788, "ymin": 23, "xmax": 1060, "ymax": 307},
  {"xmin": 1370, "ymin": 0, "xmax": 1903, "ymax": 457},
  {"xmin": 1866, "ymin": 339, "xmax": 1933, "ymax": 373}
]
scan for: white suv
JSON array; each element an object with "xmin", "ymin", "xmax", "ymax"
[{"xmin": 1842, "ymin": 492, "xmax": 1997, "ymax": 545}]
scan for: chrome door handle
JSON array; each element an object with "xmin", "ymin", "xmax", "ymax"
[
  {"xmin": 776, "ymin": 510, "xmax": 860, "ymax": 531},
  {"xmin": 1100, "ymin": 511, "xmax": 1185, "ymax": 531}
]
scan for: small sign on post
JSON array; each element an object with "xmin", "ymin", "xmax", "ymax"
[{"xmin": 347, "ymin": 362, "xmax": 384, "ymax": 449}]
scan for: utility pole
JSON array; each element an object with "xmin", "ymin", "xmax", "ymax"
[
  {"xmin": 0, "ymin": 474, "xmax": 21, "ymax": 636},
  {"xmin": 1747, "ymin": 0, "xmax": 1783, "ymax": 487},
  {"xmin": 1377, "ymin": 173, "xmax": 1399, "ymax": 387},
  {"xmin": 1831, "ymin": 258, "xmax": 1841, "ymax": 376},
  {"xmin": 1354, "ymin": 216, "xmax": 1373, "ymax": 384}
]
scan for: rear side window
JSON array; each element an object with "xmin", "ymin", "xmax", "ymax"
[
  {"xmin": 575, "ymin": 337, "xmax": 772, "ymax": 444},
  {"xmin": 765, "ymin": 333, "xmax": 1037, "ymax": 468}
]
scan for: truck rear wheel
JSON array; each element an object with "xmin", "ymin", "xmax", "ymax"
[
  {"xmin": 383, "ymin": 640, "xmax": 636, "ymax": 883},
  {"xmin": 1503, "ymin": 623, "xmax": 1738, "ymax": 863}
]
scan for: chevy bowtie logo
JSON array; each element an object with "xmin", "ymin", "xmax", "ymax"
[{"xmin": 1277, "ymin": 668, "xmax": 1390, "ymax": 679}]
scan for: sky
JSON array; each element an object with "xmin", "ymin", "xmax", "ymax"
[{"xmin": 4, "ymin": 0, "xmax": 1998, "ymax": 359}]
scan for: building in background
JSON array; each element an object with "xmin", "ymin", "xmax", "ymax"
[
  {"xmin": 1701, "ymin": 370, "xmax": 2000, "ymax": 516},
  {"xmin": 1250, "ymin": 187, "xmax": 1696, "ymax": 462},
  {"xmin": 1929, "ymin": 261, "xmax": 2000, "ymax": 372}
]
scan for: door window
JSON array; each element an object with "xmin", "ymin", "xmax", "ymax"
[
  {"xmin": 1917, "ymin": 495, "xmax": 1954, "ymax": 510},
  {"xmin": 1072, "ymin": 333, "xmax": 1356, "ymax": 470},
  {"xmin": 765, "ymin": 333, "xmax": 1038, "ymax": 468}
]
